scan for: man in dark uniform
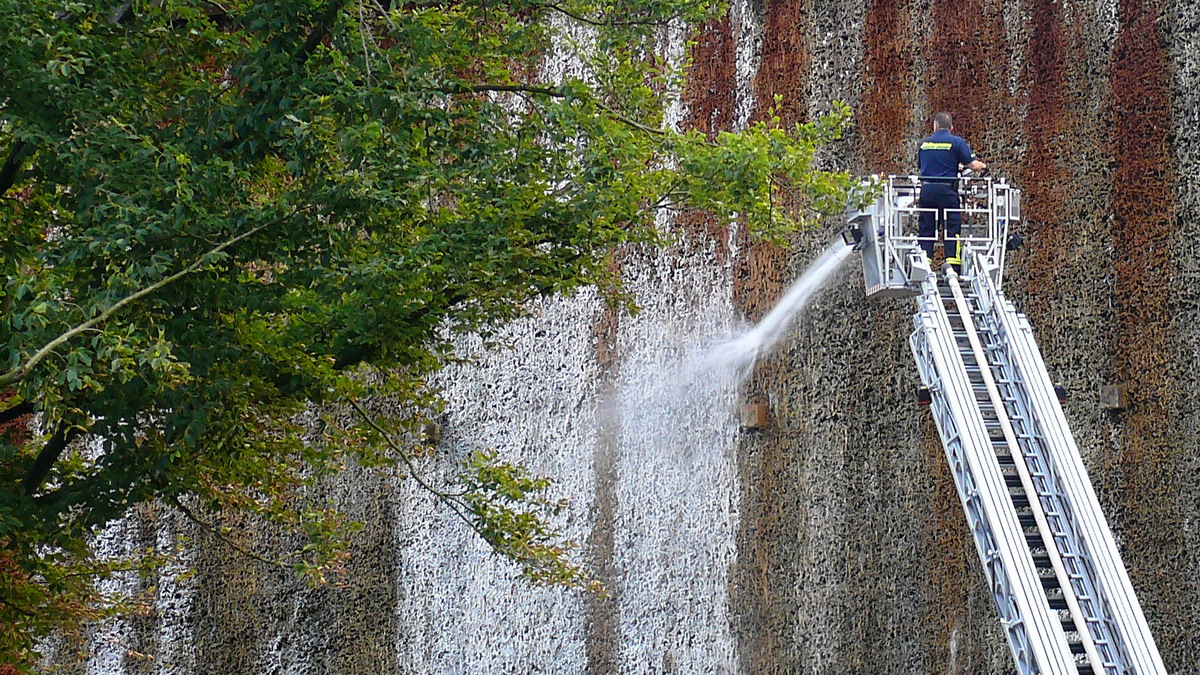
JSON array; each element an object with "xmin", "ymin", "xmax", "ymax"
[{"xmin": 918, "ymin": 112, "xmax": 986, "ymax": 270}]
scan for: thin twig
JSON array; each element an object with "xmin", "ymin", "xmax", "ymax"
[
  {"xmin": 0, "ymin": 212, "xmax": 295, "ymax": 389},
  {"xmin": 357, "ymin": 1, "xmax": 372, "ymax": 84},
  {"xmin": 358, "ymin": 0, "xmax": 395, "ymax": 73},
  {"xmin": 428, "ymin": 83, "xmax": 667, "ymax": 137},
  {"xmin": 768, "ymin": 173, "xmax": 775, "ymax": 228},
  {"xmin": 370, "ymin": 0, "xmax": 399, "ymax": 31},
  {"xmin": 431, "ymin": 83, "xmax": 563, "ymax": 97},
  {"xmin": 168, "ymin": 495, "xmax": 290, "ymax": 570},
  {"xmin": 0, "ymin": 595, "xmax": 37, "ymax": 618},
  {"xmin": 540, "ymin": 2, "xmax": 678, "ymax": 27},
  {"xmin": 347, "ymin": 399, "xmax": 482, "ymax": 532},
  {"xmin": 595, "ymin": 101, "xmax": 666, "ymax": 136}
]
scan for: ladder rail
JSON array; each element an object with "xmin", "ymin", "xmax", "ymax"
[
  {"xmin": 912, "ymin": 332, "xmax": 1038, "ymax": 672},
  {"xmin": 971, "ymin": 270, "xmax": 1168, "ymax": 675},
  {"xmin": 944, "ymin": 269, "xmax": 1107, "ymax": 674},
  {"xmin": 972, "ymin": 283, "xmax": 1126, "ymax": 673},
  {"xmin": 954, "ymin": 270, "xmax": 1119, "ymax": 674},
  {"xmin": 911, "ymin": 275, "xmax": 1078, "ymax": 674}
]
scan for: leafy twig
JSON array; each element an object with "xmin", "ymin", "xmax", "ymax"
[
  {"xmin": 428, "ymin": 83, "xmax": 666, "ymax": 137},
  {"xmin": 0, "ymin": 214, "xmax": 293, "ymax": 389},
  {"xmin": 347, "ymin": 399, "xmax": 481, "ymax": 530},
  {"xmin": 539, "ymin": 2, "xmax": 679, "ymax": 27}
]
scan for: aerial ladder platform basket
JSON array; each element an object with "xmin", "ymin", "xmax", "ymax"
[{"xmin": 843, "ymin": 176, "xmax": 1166, "ymax": 675}]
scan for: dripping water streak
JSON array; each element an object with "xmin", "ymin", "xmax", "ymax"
[{"xmin": 610, "ymin": 241, "xmax": 852, "ymax": 670}]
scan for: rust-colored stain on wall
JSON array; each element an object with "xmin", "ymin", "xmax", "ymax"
[
  {"xmin": 754, "ymin": 0, "xmax": 811, "ymax": 129},
  {"xmin": 854, "ymin": 10, "xmax": 1021, "ymax": 667},
  {"xmin": 927, "ymin": 0, "xmax": 1011, "ymax": 150},
  {"xmin": 684, "ymin": 16, "xmax": 738, "ymax": 139},
  {"xmin": 928, "ymin": 0, "xmax": 983, "ymax": 133},
  {"xmin": 858, "ymin": 0, "xmax": 1010, "ymax": 669},
  {"xmin": 1106, "ymin": 0, "xmax": 1195, "ymax": 662},
  {"xmin": 677, "ymin": 17, "xmax": 739, "ymax": 256},
  {"xmin": 1014, "ymin": 0, "xmax": 1069, "ymax": 332},
  {"xmin": 859, "ymin": 0, "xmax": 914, "ymax": 174}
]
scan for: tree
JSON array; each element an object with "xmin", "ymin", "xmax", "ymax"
[{"xmin": 0, "ymin": 0, "xmax": 861, "ymax": 665}]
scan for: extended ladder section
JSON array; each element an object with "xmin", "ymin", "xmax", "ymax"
[
  {"xmin": 910, "ymin": 265, "xmax": 1165, "ymax": 675},
  {"xmin": 845, "ymin": 176, "xmax": 1166, "ymax": 674}
]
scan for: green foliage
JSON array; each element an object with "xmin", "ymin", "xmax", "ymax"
[
  {"xmin": 460, "ymin": 450, "xmax": 599, "ymax": 591},
  {"xmin": 0, "ymin": 0, "xmax": 860, "ymax": 665}
]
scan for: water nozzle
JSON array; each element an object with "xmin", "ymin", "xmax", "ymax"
[{"xmin": 841, "ymin": 215, "xmax": 869, "ymax": 250}]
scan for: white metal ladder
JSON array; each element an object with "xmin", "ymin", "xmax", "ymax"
[{"xmin": 909, "ymin": 264, "xmax": 1166, "ymax": 675}]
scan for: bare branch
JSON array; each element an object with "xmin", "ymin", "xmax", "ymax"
[
  {"xmin": 107, "ymin": 2, "xmax": 133, "ymax": 25},
  {"xmin": 0, "ymin": 401, "xmax": 34, "ymax": 427},
  {"xmin": 357, "ymin": 2, "xmax": 373, "ymax": 83},
  {"xmin": 22, "ymin": 424, "xmax": 83, "ymax": 496},
  {"xmin": 0, "ymin": 141, "xmax": 29, "ymax": 197},
  {"xmin": 296, "ymin": 1, "xmax": 345, "ymax": 64}
]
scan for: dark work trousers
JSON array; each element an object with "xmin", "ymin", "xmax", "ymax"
[{"xmin": 918, "ymin": 182, "xmax": 963, "ymax": 263}]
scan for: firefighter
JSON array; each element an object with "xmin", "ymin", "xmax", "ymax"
[{"xmin": 918, "ymin": 112, "xmax": 986, "ymax": 270}]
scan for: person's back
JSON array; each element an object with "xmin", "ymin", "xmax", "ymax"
[
  {"xmin": 919, "ymin": 127, "xmax": 976, "ymax": 184},
  {"xmin": 917, "ymin": 112, "xmax": 986, "ymax": 269}
]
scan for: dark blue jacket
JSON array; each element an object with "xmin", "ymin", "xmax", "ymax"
[{"xmin": 918, "ymin": 129, "xmax": 977, "ymax": 184}]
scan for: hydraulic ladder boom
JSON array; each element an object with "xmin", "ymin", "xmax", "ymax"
[{"xmin": 845, "ymin": 176, "xmax": 1166, "ymax": 674}]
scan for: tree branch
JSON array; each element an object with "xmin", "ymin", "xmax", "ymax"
[
  {"xmin": 538, "ymin": 3, "xmax": 679, "ymax": 28},
  {"xmin": 0, "ymin": 141, "xmax": 29, "ymax": 197},
  {"xmin": 429, "ymin": 83, "xmax": 666, "ymax": 137},
  {"xmin": 0, "ymin": 220, "xmax": 276, "ymax": 390},
  {"xmin": 295, "ymin": 1, "xmax": 344, "ymax": 64},
  {"xmin": 426, "ymin": 83, "xmax": 563, "ymax": 97},
  {"xmin": 596, "ymin": 101, "xmax": 666, "ymax": 136},
  {"xmin": 0, "ymin": 401, "xmax": 34, "ymax": 427},
  {"xmin": 347, "ymin": 399, "xmax": 480, "ymax": 530},
  {"xmin": 22, "ymin": 424, "xmax": 83, "ymax": 496},
  {"xmin": 107, "ymin": 2, "xmax": 133, "ymax": 25},
  {"xmin": 167, "ymin": 495, "xmax": 290, "ymax": 570},
  {"xmin": 0, "ymin": 594, "xmax": 38, "ymax": 618}
]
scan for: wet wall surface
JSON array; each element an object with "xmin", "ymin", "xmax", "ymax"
[
  {"xmin": 692, "ymin": 0, "xmax": 1199, "ymax": 671},
  {"xmin": 45, "ymin": 0, "xmax": 1200, "ymax": 672}
]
